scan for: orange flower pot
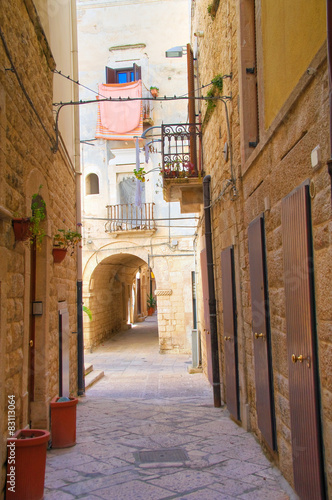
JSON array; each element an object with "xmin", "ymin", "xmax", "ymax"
[
  {"xmin": 52, "ymin": 247, "xmax": 67, "ymax": 263},
  {"xmin": 50, "ymin": 396, "xmax": 78, "ymax": 448},
  {"xmin": 12, "ymin": 218, "xmax": 31, "ymax": 242},
  {"xmin": 6, "ymin": 429, "xmax": 50, "ymax": 500}
]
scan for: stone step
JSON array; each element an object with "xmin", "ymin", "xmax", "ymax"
[
  {"xmin": 85, "ymin": 370, "xmax": 104, "ymax": 390},
  {"xmin": 84, "ymin": 363, "xmax": 93, "ymax": 376}
]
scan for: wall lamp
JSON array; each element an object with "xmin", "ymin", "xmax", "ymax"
[{"xmin": 165, "ymin": 45, "xmax": 187, "ymax": 58}]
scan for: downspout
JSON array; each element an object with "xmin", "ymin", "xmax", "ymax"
[
  {"xmin": 71, "ymin": 0, "xmax": 85, "ymax": 395},
  {"xmin": 203, "ymin": 175, "xmax": 221, "ymax": 407},
  {"xmin": 327, "ymin": 0, "xmax": 332, "ymax": 203}
]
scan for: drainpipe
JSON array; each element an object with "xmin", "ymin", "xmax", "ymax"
[
  {"xmin": 203, "ymin": 175, "xmax": 221, "ymax": 408},
  {"xmin": 327, "ymin": 1, "xmax": 332, "ymax": 203},
  {"xmin": 71, "ymin": 0, "xmax": 85, "ymax": 395}
]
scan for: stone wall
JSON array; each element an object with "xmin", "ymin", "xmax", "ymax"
[
  {"xmin": 192, "ymin": 0, "xmax": 331, "ymax": 496},
  {"xmin": 0, "ymin": 0, "xmax": 79, "ymax": 495}
]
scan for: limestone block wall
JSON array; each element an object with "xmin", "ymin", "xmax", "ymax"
[
  {"xmin": 192, "ymin": 0, "xmax": 331, "ymax": 495},
  {"xmin": 0, "ymin": 0, "xmax": 79, "ymax": 494}
]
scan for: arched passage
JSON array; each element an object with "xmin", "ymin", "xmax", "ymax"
[{"xmin": 83, "ymin": 251, "xmax": 156, "ymax": 350}]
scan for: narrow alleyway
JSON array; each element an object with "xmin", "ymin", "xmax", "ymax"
[{"xmin": 44, "ymin": 317, "xmax": 297, "ymax": 499}]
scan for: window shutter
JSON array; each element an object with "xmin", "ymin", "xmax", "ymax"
[
  {"xmin": 105, "ymin": 66, "xmax": 116, "ymax": 84},
  {"xmin": 133, "ymin": 63, "xmax": 141, "ymax": 81},
  {"xmin": 187, "ymin": 44, "xmax": 197, "ymax": 169}
]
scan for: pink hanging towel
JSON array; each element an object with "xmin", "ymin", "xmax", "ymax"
[{"xmin": 96, "ymin": 80, "xmax": 143, "ymax": 140}]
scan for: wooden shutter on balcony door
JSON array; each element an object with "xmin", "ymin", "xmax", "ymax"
[
  {"xmin": 282, "ymin": 182, "xmax": 325, "ymax": 500},
  {"xmin": 248, "ymin": 214, "xmax": 276, "ymax": 450},
  {"xmin": 187, "ymin": 44, "xmax": 197, "ymax": 169},
  {"xmin": 105, "ymin": 66, "xmax": 116, "ymax": 84},
  {"xmin": 200, "ymin": 248, "xmax": 213, "ymax": 384},
  {"xmin": 221, "ymin": 246, "xmax": 240, "ymax": 420}
]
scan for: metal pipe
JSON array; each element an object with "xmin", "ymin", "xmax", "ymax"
[
  {"xmin": 203, "ymin": 175, "xmax": 221, "ymax": 407},
  {"xmin": 327, "ymin": 0, "xmax": 332, "ymax": 202},
  {"xmin": 71, "ymin": 0, "xmax": 85, "ymax": 396}
]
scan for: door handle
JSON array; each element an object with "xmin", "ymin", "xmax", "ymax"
[
  {"xmin": 224, "ymin": 336, "xmax": 231, "ymax": 341},
  {"xmin": 29, "ymin": 340, "xmax": 33, "ymax": 347},
  {"xmin": 292, "ymin": 354, "xmax": 310, "ymax": 367},
  {"xmin": 254, "ymin": 332, "xmax": 264, "ymax": 339}
]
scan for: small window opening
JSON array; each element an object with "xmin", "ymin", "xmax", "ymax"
[{"xmin": 86, "ymin": 173, "xmax": 99, "ymax": 195}]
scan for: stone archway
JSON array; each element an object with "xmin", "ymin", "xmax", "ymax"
[{"xmin": 83, "ymin": 248, "xmax": 155, "ymax": 351}]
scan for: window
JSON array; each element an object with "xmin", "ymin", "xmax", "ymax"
[
  {"xmin": 105, "ymin": 64, "xmax": 141, "ymax": 84},
  {"xmin": 86, "ymin": 173, "xmax": 99, "ymax": 195}
]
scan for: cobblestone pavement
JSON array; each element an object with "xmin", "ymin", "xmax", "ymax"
[{"xmin": 44, "ymin": 316, "xmax": 298, "ymax": 499}]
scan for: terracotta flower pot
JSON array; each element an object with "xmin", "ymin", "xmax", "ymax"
[
  {"xmin": 150, "ymin": 88, "xmax": 158, "ymax": 98},
  {"xmin": 148, "ymin": 307, "xmax": 155, "ymax": 316},
  {"xmin": 50, "ymin": 396, "xmax": 78, "ymax": 448},
  {"xmin": 52, "ymin": 247, "xmax": 67, "ymax": 263},
  {"xmin": 6, "ymin": 429, "xmax": 50, "ymax": 500},
  {"xmin": 12, "ymin": 218, "xmax": 31, "ymax": 242}
]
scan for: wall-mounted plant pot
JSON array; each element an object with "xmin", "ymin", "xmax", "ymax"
[
  {"xmin": 6, "ymin": 429, "xmax": 50, "ymax": 500},
  {"xmin": 150, "ymin": 88, "xmax": 158, "ymax": 99},
  {"xmin": 50, "ymin": 396, "xmax": 78, "ymax": 448},
  {"xmin": 52, "ymin": 247, "xmax": 67, "ymax": 263},
  {"xmin": 12, "ymin": 218, "xmax": 31, "ymax": 242}
]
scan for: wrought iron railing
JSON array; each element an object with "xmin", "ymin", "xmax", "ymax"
[
  {"xmin": 161, "ymin": 123, "xmax": 202, "ymax": 178},
  {"xmin": 105, "ymin": 203, "xmax": 155, "ymax": 233}
]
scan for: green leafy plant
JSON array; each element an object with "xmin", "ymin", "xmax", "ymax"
[
  {"xmin": 30, "ymin": 186, "xmax": 46, "ymax": 247},
  {"xmin": 147, "ymin": 293, "xmax": 156, "ymax": 309},
  {"xmin": 133, "ymin": 166, "xmax": 146, "ymax": 182},
  {"xmin": 54, "ymin": 228, "xmax": 82, "ymax": 255},
  {"xmin": 207, "ymin": 0, "xmax": 220, "ymax": 19},
  {"xmin": 203, "ymin": 73, "xmax": 224, "ymax": 127},
  {"xmin": 83, "ymin": 305, "xmax": 92, "ymax": 320},
  {"xmin": 149, "ymin": 86, "xmax": 159, "ymax": 92}
]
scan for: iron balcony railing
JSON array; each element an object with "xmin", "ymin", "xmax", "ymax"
[
  {"xmin": 161, "ymin": 123, "xmax": 202, "ymax": 178},
  {"xmin": 105, "ymin": 203, "xmax": 155, "ymax": 233}
]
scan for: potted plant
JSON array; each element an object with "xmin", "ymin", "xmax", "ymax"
[
  {"xmin": 12, "ymin": 186, "xmax": 46, "ymax": 246},
  {"xmin": 147, "ymin": 293, "xmax": 156, "ymax": 315},
  {"xmin": 6, "ymin": 428, "xmax": 50, "ymax": 499},
  {"xmin": 53, "ymin": 228, "xmax": 82, "ymax": 263},
  {"xmin": 50, "ymin": 396, "xmax": 78, "ymax": 448},
  {"xmin": 150, "ymin": 86, "xmax": 159, "ymax": 99}
]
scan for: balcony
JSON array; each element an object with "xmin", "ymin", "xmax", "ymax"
[
  {"xmin": 105, "ymin": 203, "xmax": 156, "ymax": 237},
  {"xmin": 161, "ymin": 123, "xmax": 203, "ymax": 213}
]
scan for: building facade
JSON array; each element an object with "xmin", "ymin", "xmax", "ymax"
[
  {"xmin": 0, "ymin": 0, "xmax": 81, "ymax": 495},
  {"xmin": 77, "ymin": 0, "xmax": 199, "ymax": 355},
  {"xmin": 183, "ymin": 0, "xmax": 331, "ymax": 498}
]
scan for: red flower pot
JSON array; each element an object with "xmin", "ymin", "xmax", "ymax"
[
  {"xmin": 6, "ymin": 429, "xmax": 50, "ymax": 500},
  {"xmin": 12, "ymin": 218, "xmax": 31, "ymax": 242},
  {"xmin": 148, "ymin": 307, "xmax": 155, "ymax": 316},
  {"xmin": 50, "ymin": 397, "xmax": 78, "ymax": 448},
  {"xmin": 52, "ymin": 247, "xmax": 67, "ymax": 263}
]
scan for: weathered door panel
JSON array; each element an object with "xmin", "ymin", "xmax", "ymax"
[
  {"xmin": 221, "ymin": 246, "xmax": 240, "ymax": 421},
  {"xmin": 200, "ymin": 248, "xmax": 213, "ymax": 384},
  {"xmin": 248, "ymin": 215, "xmax": 276, "ymax": 450},
  {"xmin": 282, "ymin": 183, "xmax": 325, "ymax": 500}
]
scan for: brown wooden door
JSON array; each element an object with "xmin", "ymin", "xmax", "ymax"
[
  {"xmin": 282, "ymin": 183, "xmax": 325, "ymax": 500},
  {"xmin": 221, "ymin": 246, "xmax": 240, "ymax": 420},
  {"xmin": 248, "ymin": 215, "xmax": 276, "ymax": 450},
  {"xmin": 200, "ymin": 248, "xmax": 213, "ymax": 384}
]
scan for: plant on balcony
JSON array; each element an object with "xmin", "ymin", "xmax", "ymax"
[
  {"xmin": 150, "ymin": 86, "xmax": 159, "ymax": 98},
  {"xmin": 160, "ymin": 162, "xmax": 196, "ymax": 179},
  {"xmin": 53, "ymin": 228, "xmax": 82, "ymax": 263}
]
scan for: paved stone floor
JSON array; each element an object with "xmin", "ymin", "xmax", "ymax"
[{"xmin": 44, "ymin": 316, "xmax": 298, "ymax": 499}]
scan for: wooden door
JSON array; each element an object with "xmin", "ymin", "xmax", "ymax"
[
  {"xmin": 282, "ymin": 183, "xmax": 325, "ymax": 500},
  {"xmin": 200, "ymin": 248, "xmax": 213, "ymax": 384},
  {"xmin": 248, "ymin": 215, "xmax": 276, "ymax": 450},
  {"xmin": 221, "ymin": 246, "xmax": 240, "ymax": 420}
]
